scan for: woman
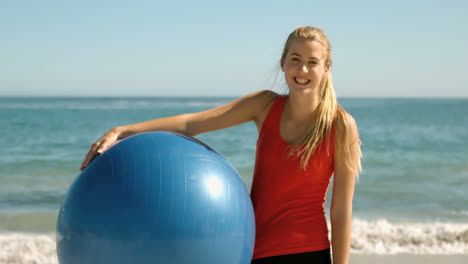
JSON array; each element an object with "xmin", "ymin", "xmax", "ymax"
[{"xmin": 81, "ymin": 26, "xmax": 361, "ymax": 264}]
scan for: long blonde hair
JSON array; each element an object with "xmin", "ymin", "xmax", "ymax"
[{"xmin": 280, "ymin": 26, "xmax": 362, "ymax": 176}]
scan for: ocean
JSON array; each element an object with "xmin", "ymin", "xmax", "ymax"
[{"xmin": 1, "ymin": 96, "xmax": 467, "ymax": 262}]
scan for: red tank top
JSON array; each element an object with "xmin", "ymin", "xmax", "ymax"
[{"xmin": 250, "ymin": 96, "xmax": 335, "ymax": 259}]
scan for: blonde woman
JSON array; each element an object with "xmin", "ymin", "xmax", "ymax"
[{"xmin": 81, "ymin": 26, "xmax": 361, "ymax": 264}]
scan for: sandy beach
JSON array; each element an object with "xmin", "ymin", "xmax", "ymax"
[{"xmin": 350, "ymin": 254, "xmax": 467, "ymax": 264}]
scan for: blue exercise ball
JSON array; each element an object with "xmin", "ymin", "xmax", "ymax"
[{"xmin": 57, "ymin": 131, "xmax": 255, "ymax": 264}]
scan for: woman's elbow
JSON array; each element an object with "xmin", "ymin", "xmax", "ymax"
[{"xmin": 330, "ymin": 205, "xmax": 353, "ymax": 222}]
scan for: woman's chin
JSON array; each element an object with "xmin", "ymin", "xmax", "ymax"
[{"xmin": 288, "ymin": 85, "xmax": 316, "ymax": 95}]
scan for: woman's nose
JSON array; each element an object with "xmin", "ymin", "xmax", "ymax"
[{"xmin": 299, "ymin": 64, "xmax": 309, "ymax": 73}]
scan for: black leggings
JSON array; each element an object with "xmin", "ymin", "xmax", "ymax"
[{"xmin": 251, "ymin": 248, "xmax": 331, "ymax": 264}]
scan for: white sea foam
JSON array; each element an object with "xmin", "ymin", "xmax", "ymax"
[
  {"xmin": 0, "ymin": 233, "xmax": 57, "ymax": 264},
  {"xmin": 1, "ymin": 219, "xmax": 467, "ymax": 263},
  {"xmin": 347, "ymin": 219, "xmax": 468, "ymax": 255}
]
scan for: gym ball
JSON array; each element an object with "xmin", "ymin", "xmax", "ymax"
[{"xmin": 57, "ymin": 131, "xmax": 255, "ymax": 264}]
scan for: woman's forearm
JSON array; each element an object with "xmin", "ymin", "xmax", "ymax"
[{"xmin": 330, "ymin": 209, "xmax": 352, "ymax": 264}]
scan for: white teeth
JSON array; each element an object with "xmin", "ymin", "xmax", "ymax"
[{"xmin": 295, "ymin": 77, "xmax": 309, "ymax": 85}]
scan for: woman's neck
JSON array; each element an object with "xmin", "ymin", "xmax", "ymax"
[{"xmin": 285, "ymin": 91, "xmax": 320, "ymax": 124}]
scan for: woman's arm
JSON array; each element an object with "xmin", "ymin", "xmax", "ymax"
[
  {"xmin": 80, "ymin": 90, "xmax": 277, "ymax": 170},
  {"xmin": 330, "ymin": 113, "xmax": 360, "ymax": 264}
]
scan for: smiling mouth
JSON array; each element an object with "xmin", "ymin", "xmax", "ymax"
[{"xmin": 294, "ymin": 77, "xmax": 310, "ymax": 85}]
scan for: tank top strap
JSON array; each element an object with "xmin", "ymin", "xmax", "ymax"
[
  {"xmin": 328, "ymin": 121, "xmax": 336, "ymax": 158},
  {"xmin": 259, "ymin": 96, "xmax": 287, "ymax": 137}
]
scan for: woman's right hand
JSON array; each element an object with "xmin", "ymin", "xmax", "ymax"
[{"xmin": 80, "ymin": 127, "xmax": 123, "ymax": 171}]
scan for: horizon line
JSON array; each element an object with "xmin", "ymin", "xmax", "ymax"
[{"xmin": 1, "ymin": 95, "xmax": 468, "ymax": 99}]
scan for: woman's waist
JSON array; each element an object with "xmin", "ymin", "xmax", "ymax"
[
  {"xmin": 255, "ymin": 206, "xmax": 328, "ymax": 231},
  {"xmin": 254, "ymin": 214, "xmax": 330, "ymax": 255},
  {"xmin": 252, "ymin": 196, "xmax": 327, "ymax": 218}
]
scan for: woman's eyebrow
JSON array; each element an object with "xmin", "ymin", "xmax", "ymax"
[{"xmin": 289, "ymin": 52, "xmax": 320, "ymax": 60}]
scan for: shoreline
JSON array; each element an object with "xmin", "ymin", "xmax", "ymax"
[{"xmin": 0, "ymin": 233, "xmax": 467, "ymax": 263}]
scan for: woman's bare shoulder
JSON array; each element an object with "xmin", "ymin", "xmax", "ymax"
[
  {"xmin": 335, "ymin": 109, "xmax": 358, "ymax": 138},
  {"xmin": 249, "ymin": 89, "xmax": 281, "ymax": 102},
  {"xmin": 249, "ymin": 90, "xmax": 281, "ymax": 129}
]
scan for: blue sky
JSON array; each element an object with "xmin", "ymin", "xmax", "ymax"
[{"xmin": 1, "ymin": 0, "xmax": 467, "ymax": 97}]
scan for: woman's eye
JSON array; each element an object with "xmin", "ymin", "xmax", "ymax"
[
  {"xmin": 291, "ymin": 58, "xmax": 300, "ymax": 61},
  {"xmin": 309, "ymin": 61, "xmax": 318, "ymax": 65}
]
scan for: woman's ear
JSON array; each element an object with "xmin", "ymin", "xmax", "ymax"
[{"xmin": 323, "ymin": 64, "xmax": 330, "ymax": 76}]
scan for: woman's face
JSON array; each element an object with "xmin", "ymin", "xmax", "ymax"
[{"xmin": 281, "ymin": 38, "xmax": 330, "ymax": 95}]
